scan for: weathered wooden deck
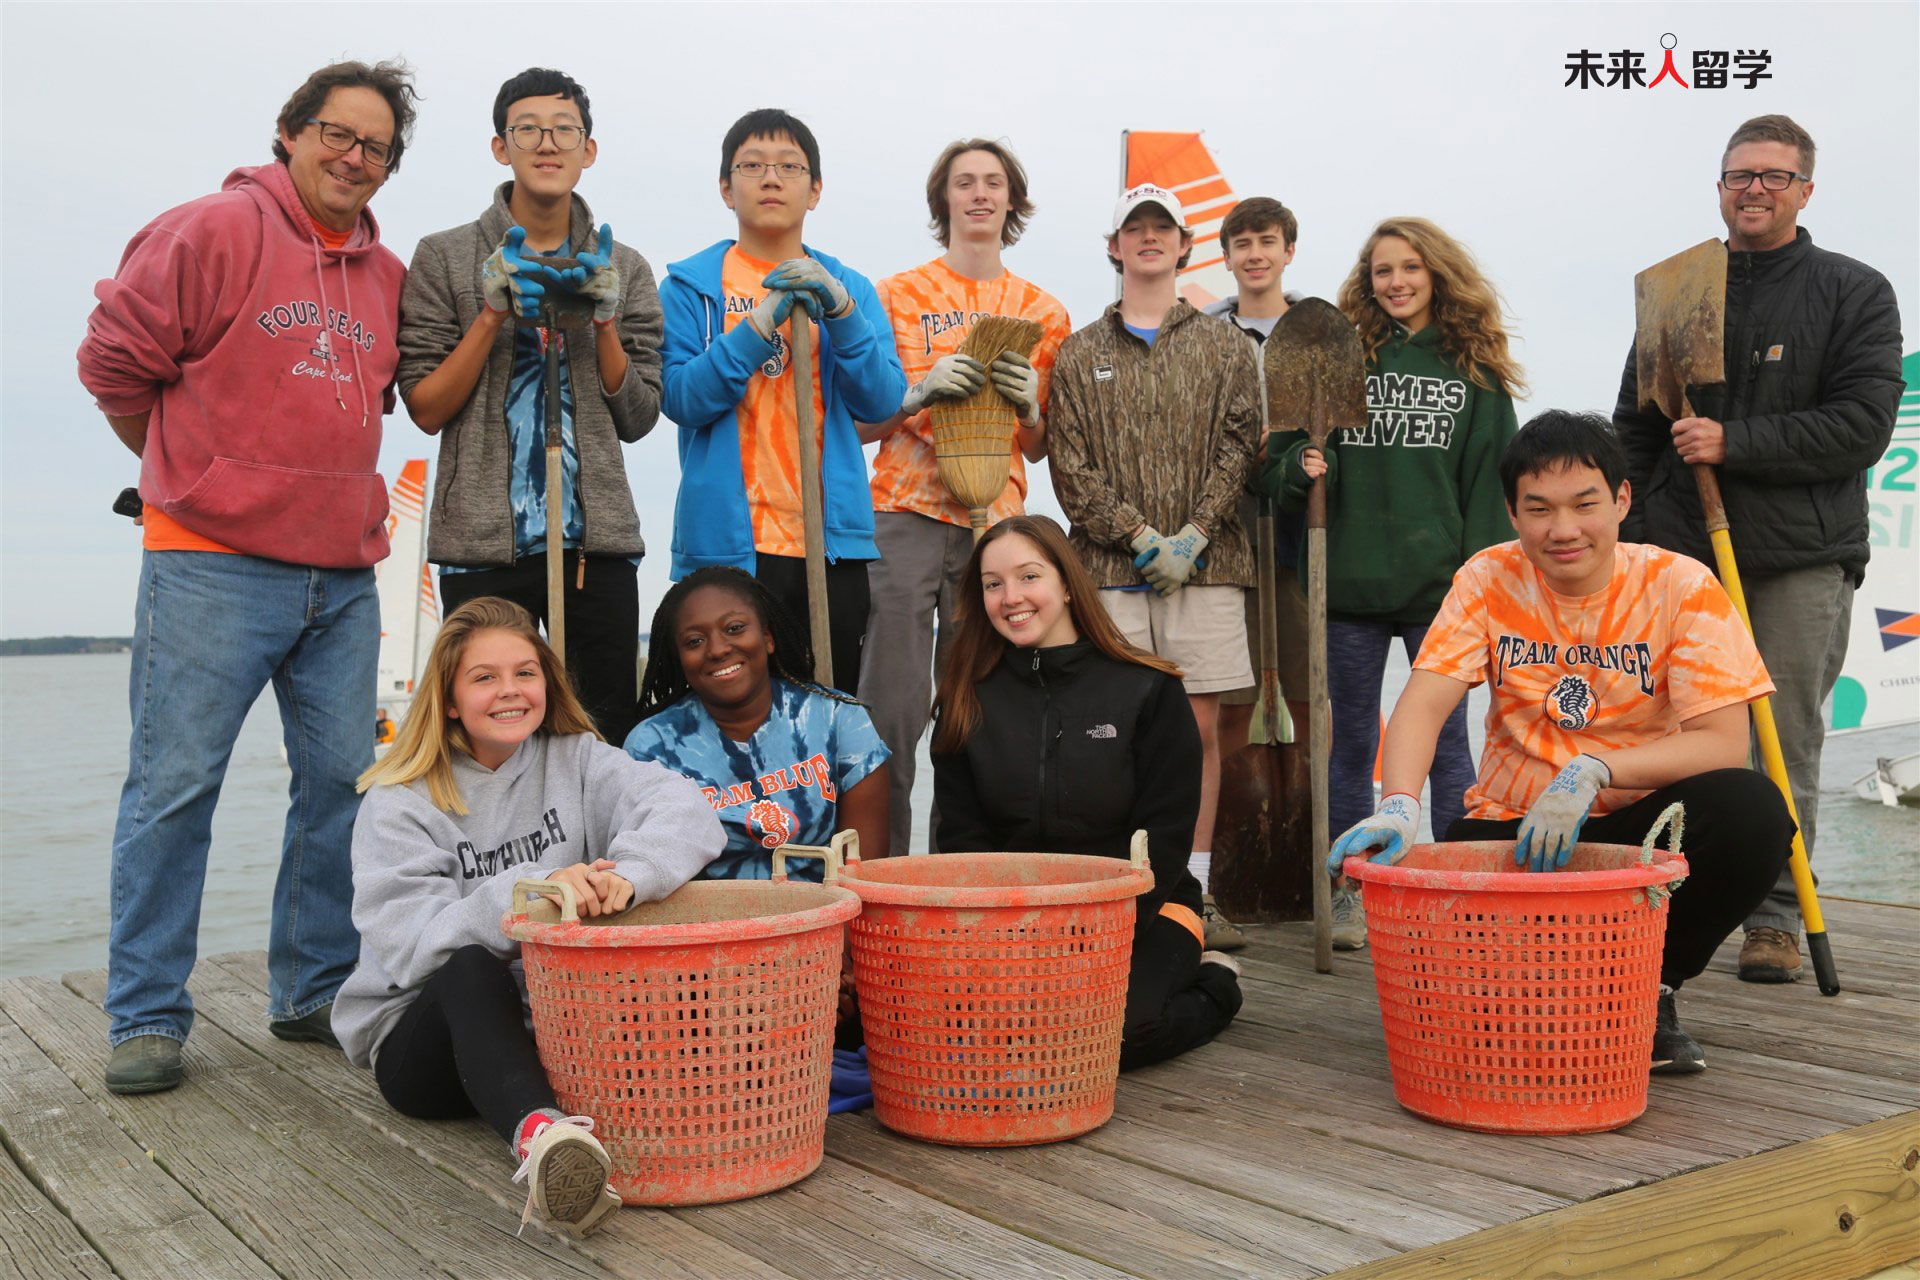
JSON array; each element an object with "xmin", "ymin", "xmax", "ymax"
[{"xmin": 4, "ymin": 897, "xmax": 1915, "ymax": 1280}]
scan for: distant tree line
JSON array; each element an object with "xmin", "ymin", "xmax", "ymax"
[{"xmin": 0, "ymin": 636, "xmax": 132, "ymax": 656}]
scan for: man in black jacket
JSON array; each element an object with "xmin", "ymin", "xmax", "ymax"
[{"xmin": 1612, "ymin": 114, "xmax": 1903, "ymax": 984}]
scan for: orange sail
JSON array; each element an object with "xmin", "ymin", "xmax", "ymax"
[{"xmin": 1121, "ymin": 130, "xmax": 1239, "ymax": 307}]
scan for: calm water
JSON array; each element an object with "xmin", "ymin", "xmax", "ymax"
[{"xmin": 2, "ymin": 652, "xmax": 1914, "ymax": 979}]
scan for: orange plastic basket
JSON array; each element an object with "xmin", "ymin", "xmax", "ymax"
[
  {"xmin": 1342, "ymin": 836, "xmax": 1689, "ymax": 1135},
  {"xmin": 839, "ymin": 832, "xmax": 1155, "ymax": 1147},
  {"xmin": 501, "ymin": 843, "xmax": 860, "ymax": 1205}
]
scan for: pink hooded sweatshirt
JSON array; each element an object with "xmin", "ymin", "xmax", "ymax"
[{"xmin": 78, "ymin": 162, "xmax": 406, "ymax": 569}]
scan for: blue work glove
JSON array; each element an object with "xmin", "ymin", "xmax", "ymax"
[
  {"xmin": 900, "ymin": 353, "xmax": 987, "ymax": 416},
  {"xmin": 1516, "ymin": 754, "xmax": 1612, "ymax": 871},
  {"xmin": 1327, "ymin": 793, "xmax": 1421, "ymax": 876},
  {"xmin": 990, "ymin": 351, "xmax": 1042, "ymax": 428},
  {"xmin": 480, "ymin": 226, "xmax": 564, "ymax": 320},
  {"xmin": 763, "ymin": 257, "xmax": 851, "ymax": 319},
  {"xmin": 1134, "ymin": 522, "xmax": 1209, "ymax": 596},
  {"xmin": 745, "ymin": 288, "xmax": 804, "ymax": 343},
  {"xmin": 568, "ymin": 222, "xmax": 621, "ymax": 325}
]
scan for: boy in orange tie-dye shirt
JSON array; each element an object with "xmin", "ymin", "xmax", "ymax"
[
  {"xmin": 1330, "ymin": 411, "xmax": 1793, "ymax": 1075},
  {"xmin": 856, "ymin": 139, "xmax": 1070, "ymax": 854}
]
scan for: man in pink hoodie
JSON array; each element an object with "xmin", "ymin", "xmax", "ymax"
[{"xmin": 77, "ymin": 61, "xmax": 417, "ymax": 1095}]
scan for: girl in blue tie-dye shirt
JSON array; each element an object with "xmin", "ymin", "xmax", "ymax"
[{"xmin": 624, "ymin": 568, "xmax": 891, "ymax": 878}]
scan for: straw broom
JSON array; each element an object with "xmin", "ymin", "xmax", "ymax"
[{"xmin": 930, "ymin": 315, "xmax": 1045, "ymax": 541}]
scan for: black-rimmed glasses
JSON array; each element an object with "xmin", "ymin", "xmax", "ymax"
[
  {"xmin": 505, "ymin": 124, "xmax": 588, "ymax": 152},
  {"xmin": 306, "ymin": 119, "xmax": 394, "ymax": 168},
  {"xmin": 731, "ymin": 161, "xmax": 811, "ymax": 182},
  {"xmin": 1720, "ymin": 169, "xmax": 1809, "ymax": 192}
]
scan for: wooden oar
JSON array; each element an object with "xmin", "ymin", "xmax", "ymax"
[
  {"xmin": 789, "ymin": 312, "xmax": 833, "ymax": 687},
  {"xmin": 1634, "ymin": 238, "xmax": 1840, "ymax": 996},
  {"xmin": 1266, "ymin": 299, "xmax": 1367, "ymax": 974}
]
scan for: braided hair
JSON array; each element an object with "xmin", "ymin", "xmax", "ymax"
[{"xmin": 635, "ymin": 567, "xmax": 863, "ymax": 723}]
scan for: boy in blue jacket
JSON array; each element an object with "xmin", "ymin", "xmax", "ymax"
[{"xmin": 660, "ymin": 108, "xmax": 906, "ymax": 692}]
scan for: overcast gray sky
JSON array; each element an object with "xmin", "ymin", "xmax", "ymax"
[{"xmin": 2, "ymin": 1, "xmax": 1914, "ymax": 638}]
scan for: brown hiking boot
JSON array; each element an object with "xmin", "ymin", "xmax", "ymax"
[
  {"xmin": 1738, "ymin": 927, "xmax": 1803, "ymax": 983},
  {"xmin": 1201, "ymin": 894, "xmax": 1247, "ymax": 951}
]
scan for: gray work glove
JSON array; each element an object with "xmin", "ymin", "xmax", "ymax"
[
  {"xmin": 745, "ymin": 289, "xmax": 804, "ymax": 343},
  {"xmin": 900, "ymin": 354, "xmax": 987, "ymax": 416},
  {"xmin": 990, "ymin": 351, "xmax": 1041, "ymax": 428},
  {"xmin": 762, "ymin": 257, "xmax": 851, "ymax": 319},
  {"xmin": 1134, "ymin": 522, "xmax": 1208, "ymax": 596},
  {"xmin": 1328, "ymin": 793, "xmax": 1420, "ymax": 875},
  {"xmin": 1516, "ymin": 754, "xmax": 1611, "ymax": 872}
]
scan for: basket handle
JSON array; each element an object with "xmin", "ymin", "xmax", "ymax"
[
  {"xmin": 771, "ymin": 829, "xmax": 857, "ymax": 884},
  {"xmin": 1636, "ymin": 803, "xmax": 1690, "ymax": 910},
  {"xmin": 513, "ymin": 878, "xmax": 578, "ymax": 923},
  {"xmin": 1129, "ymin": 829, "xmax": 1149, "ymax": 870}
]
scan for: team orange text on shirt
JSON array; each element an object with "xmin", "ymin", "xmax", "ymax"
[{"xmin": 1415, "ymin": 542, "xmax": 1773, "ymax": 821}]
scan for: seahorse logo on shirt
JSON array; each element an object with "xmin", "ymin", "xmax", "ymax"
[
  {"xmin": 761, "ymin": 329, "xmax": 790, "ymax": 379},
  {"xmin": 748, "ymin": 799, "xmax": 799, "ymax": 849},
  {"xmin": 1546, "ymin": 674, "xmax": 1596, "ymax": 731}
]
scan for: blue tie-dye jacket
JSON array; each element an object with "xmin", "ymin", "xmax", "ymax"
[{"xmin": 623, "ymin": 678, "xmax": 889, "ymax": 880}]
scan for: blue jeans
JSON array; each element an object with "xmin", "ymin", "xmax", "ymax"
[
  {"xmin": 1326, "ymin": 616, "xmax": 1476, "ymax": 841},
  {"xmin": 107, "ymin": 551, "xmax": 377, "ymax": 1045}
]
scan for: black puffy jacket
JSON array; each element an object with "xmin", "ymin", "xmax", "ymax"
[
  {"xmin": 931, "ymin": 642, "xmax": 1203, "ymax": 923},
  {"xmin": 1613, "ymin": 228, "xmax": 1903, "ymax": 584}
]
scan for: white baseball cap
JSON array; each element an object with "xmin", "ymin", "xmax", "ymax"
[{"xmin": 1108, "ymin": 183, "xmax": 1190, "ymax": 235}]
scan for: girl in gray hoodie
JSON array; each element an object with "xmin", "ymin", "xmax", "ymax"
[{"xmin": 332, "ymin": 597, "xmax": 723, "ymax": 1236}]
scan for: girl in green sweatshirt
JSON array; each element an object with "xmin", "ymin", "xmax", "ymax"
[{"xmin": 1263, "ymin": 217, "xmax": 1524, "ymax": 944}]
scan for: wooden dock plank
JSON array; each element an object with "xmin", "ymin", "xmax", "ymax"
[
  {"xmin": 28, "ymin": 971, "xmax": 609, "ymax": 1280},
  {"xmin": 0, "ymin": 1143, "xmax": 115, "ymax": 1280},
  {"xmin": 93, "ymin": 958, "xmax": 789, "ymax": 1280},
  {"xmin": 1327, "ymin": 1110, "xmax": 1920, "ymax": 1280},
  {"xmin": 827, "ymin": 1111, "xmax": 1392, "ymax": 1279},
  {"xmin": 191, "ymin": 953, "xmax": 1145, "ymax": 1280},
  {"xmin": 0, "ymin": 1006, "xmax": 274, "ymax": 1280},
  {"xmin": 9, "ymin": 890, "xmax": 1904, "ymax": 1280}
]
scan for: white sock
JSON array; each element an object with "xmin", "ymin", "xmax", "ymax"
[{"xmin": 1188, "ymin": 852, "xmax": 1211, "ymax": 893}]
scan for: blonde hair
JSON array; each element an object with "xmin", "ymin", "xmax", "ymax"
[
  {"xmin": 357, "ymin": 597, "xmax": 600, "ymax": 814},
  {"xmin": 1336, "ymin": 217, "xmax": 1527, "ymax": 397}
]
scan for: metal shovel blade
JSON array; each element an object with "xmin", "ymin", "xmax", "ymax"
[{"xmin": 1633, "ymin": 238, "xmax": 1727, "ymax": 421}]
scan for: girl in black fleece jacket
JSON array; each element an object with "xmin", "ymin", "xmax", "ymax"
[{"xmin": 931, "ymin": 516, "xmax": 1242, "ymax": 1070}]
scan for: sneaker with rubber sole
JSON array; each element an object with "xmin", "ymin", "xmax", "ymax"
[
  {"xmin": 1201, "ymin": 894, "xmax": 1247, "ymax": 951},
  {"xmin": 514, "ymin": 1116, "xmax": 620, "ymax": 1237},
  {"xmin": 105, "ymin": 1034, "xmax": 184, "ymax": 1095},
  {"xmin": 1652, "ymin": 989, "xmax": 1705, "ymax": 1074},
  {"xmin": 270, "ymin": 1002, "xmax": 340, "ymax": 1048},
  {"xmin": 1737, "ymin": 927, "xmax": 1803, "ymax": 984},
  {"xmin": 1330, "ymin": 882, "xmax": 1367, "ymax": 951}
]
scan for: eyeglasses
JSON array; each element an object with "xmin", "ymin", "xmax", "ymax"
[
  {"xmin": 730, "ymin": 161, "xmax": 811, "ymax": 183},
  {"xmin": 505, "ymin": 124, "xmax": 587, "ymax": 152},
  {"xmin": 305, "ymin": 119, "xmax": 393, "ymax": 168},
  {"xmin": 1720, "ymin": 169, "xmax": 1808, "ymax": 192}
]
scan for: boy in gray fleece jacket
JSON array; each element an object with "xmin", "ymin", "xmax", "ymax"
[{"xmin": 396, "ymin": 68, "xmax": 663, "ymax": 745}]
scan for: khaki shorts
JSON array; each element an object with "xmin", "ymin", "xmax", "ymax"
[{"xmin": 1099, "ymin": 585, "xmax": 1254, "ymax": 695}]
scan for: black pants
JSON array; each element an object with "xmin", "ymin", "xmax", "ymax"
[
  {"xmin": 373, "ymin": 945, "xmax": 554, "ymax": 1146},
  {"xmin": 439, "ymin": 553, "xmax": 640, "ymax": 745},
  {"xmin": 1447, "ymin": 768, "xmax": 1794, "ymax": 990},
  {"xmin": 1120, "ymin": 911, "xmax": 1244, "ymax": 1071},
  {"xmin": 754, "ymin": 553, "xmax": 868, "ymax": 696}
]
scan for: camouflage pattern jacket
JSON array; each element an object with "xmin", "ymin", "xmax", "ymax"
[{"xmin": 1048, "ymin": 300, "xmax": 1262, "ymax": 588}]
